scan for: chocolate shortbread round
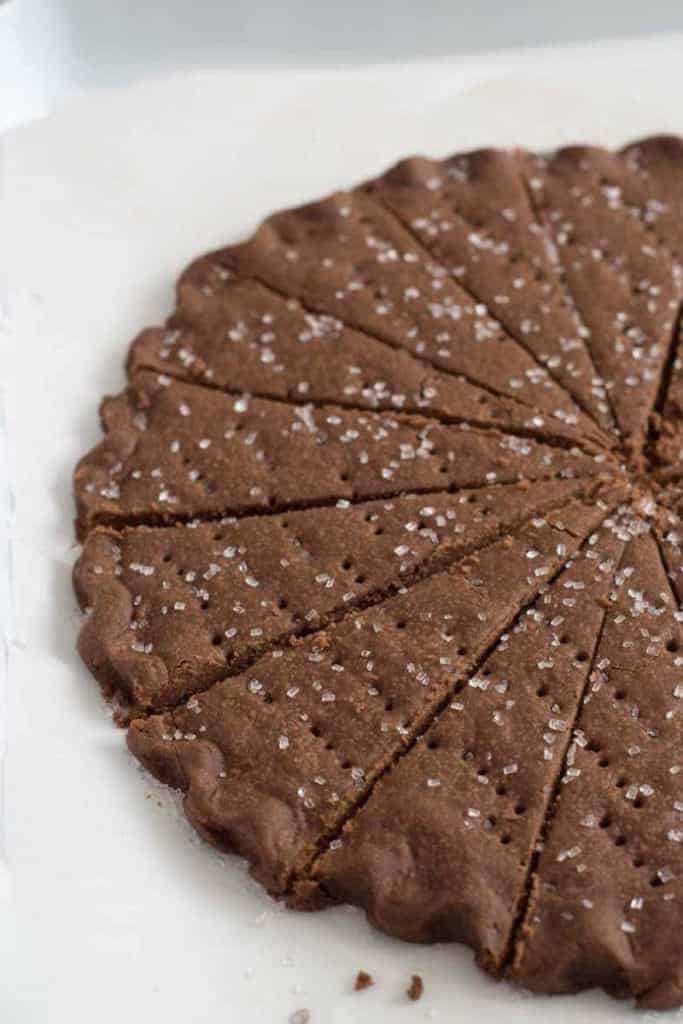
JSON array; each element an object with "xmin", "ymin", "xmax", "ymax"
[{"xmin": 74, "ymin": 136, "xmax": 683, "ymax": 1010}]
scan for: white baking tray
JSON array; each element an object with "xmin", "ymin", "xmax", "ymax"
[{"xmin": 4, "ymin": 37, "xmax": 683, "ymax": 1023}]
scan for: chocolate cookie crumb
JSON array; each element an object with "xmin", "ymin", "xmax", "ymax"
[
  {"xmin": 407, "ymin": 975, "xmax": 424, "ymax": 1001},
  {"xmin": 354, "ymin": 970, "xmax": 374, "ymax": 991}
]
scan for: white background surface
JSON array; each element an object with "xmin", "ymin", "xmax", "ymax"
[
  {"xmin": 4, "ymin": 35, "xmax": 683, "ymax": 1024},
  {"xmin": 5, "ymin": 0, "xmax": 683, "ymax": 133}
]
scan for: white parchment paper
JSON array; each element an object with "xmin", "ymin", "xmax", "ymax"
[{"xmin": 3, "ymin": 37, "xmax": 683, "ymax": 1023}]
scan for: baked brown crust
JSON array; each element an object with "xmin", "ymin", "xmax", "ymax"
[
  {"xmin": 74, "ymin": 478, "xmax": 593, "ymax": 719},
  {"xmin": 361, "ymin": 147, "xmax": 614, "ymax": 432},
  {"xmin": 307, "ymin": 510, "xmax": 626, "ymax": 967},
  {"xmin": 128, "ymin": 491, "xmax": 614, "ymax": 895},
  {"xmin": 129, "ymin": 277, "xmax": 609, "ymax": 449},
  {"xmin": 510, "ymin": 532, "xmax": 683, "ymax": 1008},
  {"xmin": 73, "ymin": 370, "xmax": 611, "ymax": 540},
  {"xmin": 215, "ymin": 190, "xmax": 604, "ymax": 438},
  {"xmin": 74, "ymin": 136, "xmax": 683, "ymax": 1008}
]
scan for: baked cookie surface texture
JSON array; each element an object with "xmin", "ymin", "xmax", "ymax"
[{"xmin": 74, "ymin": 136, "xmax": 683, "ymax": 1009}]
